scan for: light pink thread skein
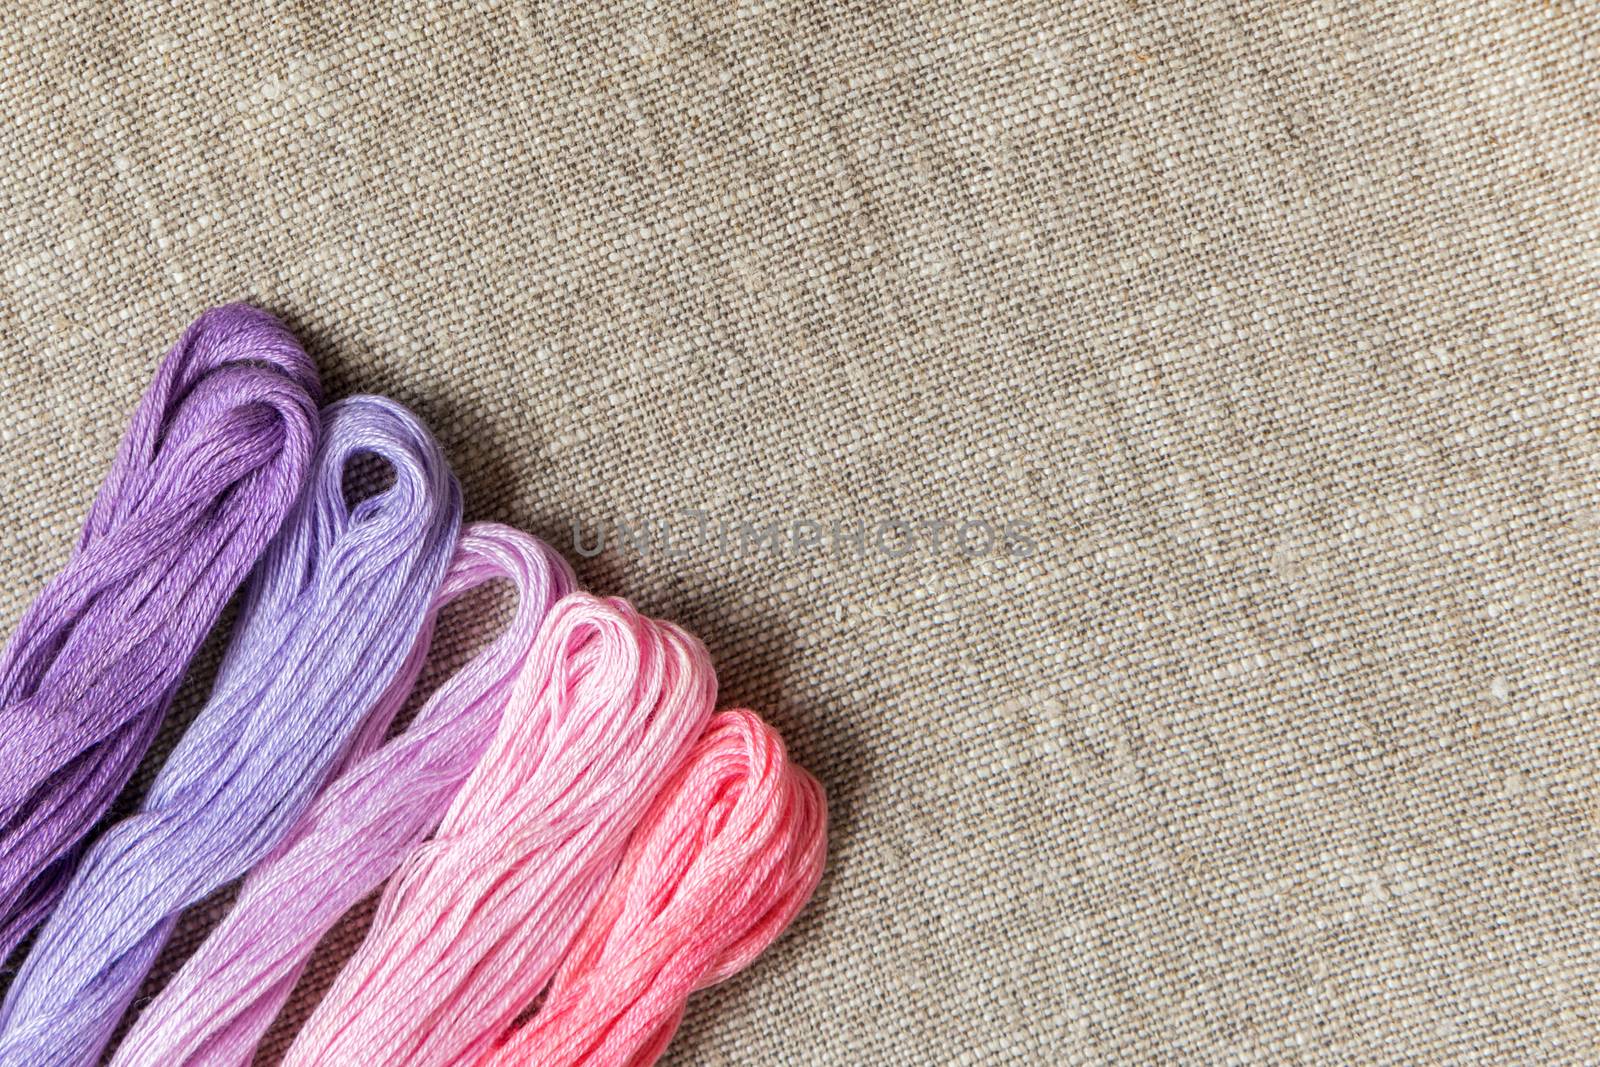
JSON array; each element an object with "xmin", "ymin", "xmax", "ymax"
[
  {"xmin": 281, "ymin": 591, "xmax": 716, "ymax": 1066},
  {"xmin": 111, "ymin": 523, "xmax": 574, "ymax": 1067}
]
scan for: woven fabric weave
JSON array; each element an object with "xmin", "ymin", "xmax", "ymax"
[{"xmin": 0, "ymin": 3, "xmax": 1595, "ymax": 1063}]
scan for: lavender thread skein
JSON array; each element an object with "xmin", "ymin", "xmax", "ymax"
[
  {"xmin": 0, "ymin": 306, "xmax": 320, "ymax": 957},
  {"xmin": 0, "ymin": 395, "xmax": 463, "ymax": 1067}
]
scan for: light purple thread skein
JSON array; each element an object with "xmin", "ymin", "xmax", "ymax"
[
  {"xmin": 0, "ymin": 306, "xmax": 320, "ymax": 958},
  {"xmin": 0, "ymin": 395, "xmax": 463, "ymax": 1067},
  {"xmin": 112, "ymin": 523, "xmax": 575, "ymax": 1067}
]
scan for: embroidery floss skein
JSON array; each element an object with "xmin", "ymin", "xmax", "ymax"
[
  {"xmin": 281, "ymin": 593, "xmax": 716, "ymax": 1067},
  {"xmin": 0, "ymin": 305, "xmax": 319, "ymax": 957},
  {"xmin": 0, "ymin": 395, "xmax": 462, "ymax": 1067},
  {"xmin": 477, "ymin": 710, "xmax": 827, "ymax": 1067},
  {"xmin": 111, "ymin": 523, "xmax": 575, "ymax": 1067}
]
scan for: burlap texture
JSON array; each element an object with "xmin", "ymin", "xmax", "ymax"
[{"xmin": 0, "ymin": 1, "xmax": 1595, "ymax": 1063}]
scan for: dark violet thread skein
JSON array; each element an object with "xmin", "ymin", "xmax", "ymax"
[
  {"xmin": 0, "ymin": 395, "xmax": 463, "ymax": 1067},
  {"xmin": 0, "ymin": 305, "xmax": 320, "ymax": 958}
]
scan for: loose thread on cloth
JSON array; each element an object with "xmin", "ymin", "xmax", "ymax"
[
  {"xmin": 0, "ymin": 396, "xmax": 462, "ymax": 1067},
  {"xmin": 111, "ymin": 523, "xmax": 575, "ymax": 1067},
  {"xmin": 479, "ymin": 709, "xmax": 828, "ymax": 1067},
  {"xmin": 0, "ymin": 305, "xmax": 320, "ymax": 957},
  {"xmin": 281, "ymin": 592, "xmax": 716, "ymax": 1067}
]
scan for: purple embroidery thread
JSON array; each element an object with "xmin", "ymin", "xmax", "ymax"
[
  {"xmin": 0, "ymin": 306, "xmax": 320, "ymax": 958},
  {"xmin": 0, "ymin": 396, "xmax": 462, "ymax": 1066}
]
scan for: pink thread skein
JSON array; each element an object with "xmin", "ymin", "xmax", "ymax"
[
  {"xmin": 111, "ymin": 523, "xmax": 574, "ymax": 1067},
  {"xmin": 479, "ymin": 709, "xmax": 828, "ymax": 1067},
  {"xmin": 281, "ymin": 592, "xmax": 716, "ymax": 1066}
]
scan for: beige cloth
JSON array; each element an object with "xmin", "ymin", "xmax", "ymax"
[{"xmin": 0, "ymin": 2, "xmax": 1595, "ymax": 1063}]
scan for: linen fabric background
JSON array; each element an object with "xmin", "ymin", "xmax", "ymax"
[{"xmin": 0, "ymin": 2, "xmax": 1595, "ymax": 1063}]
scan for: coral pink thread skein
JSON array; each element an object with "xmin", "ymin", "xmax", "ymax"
[
  {"xmin": 282, "ymin": 592, "xmax": 715, "ymax": 1067},
  {"xmin": 479, "ymin": 710, "xmax": 827, "ymax": 1067}
]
